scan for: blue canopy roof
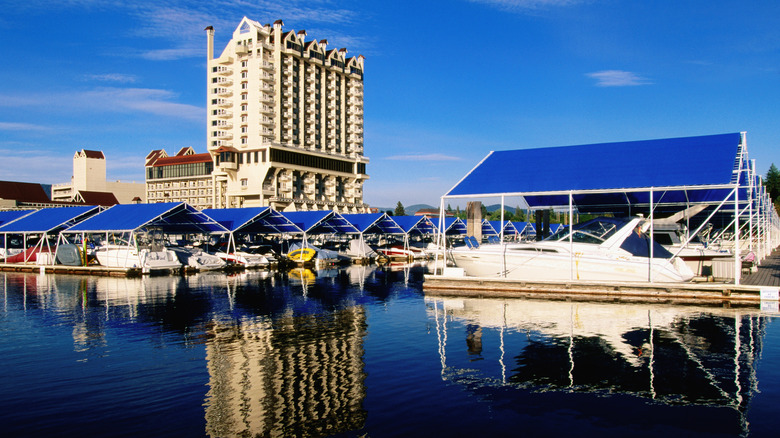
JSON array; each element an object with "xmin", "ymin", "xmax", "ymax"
[
  {"xmin": 390, "ymin": 215, "xmax": 437, "ymax": 235},
  {"xmin": 0, "ymin": 210, "xmax": 34, "ymax": 227},
  {"xmin": 445, "ymin": 133, "xmax": 745, "ymax": 211},
  {"xmin": 65, "ymin": 202, "xmax": 226, "ymax": 233},
  {"xmin": 281, "ymin": 211, "xmax": 358, "ymax": 234},
  {"xmin": 341, "ymin": 213, "xmax": 404, "ymax": 234},
  {"xmin": 202, "ymin": 207, "xmax": 301, "ymax": 234},
  {"xmin": 0, "ymin": 206, "xmax": 99, "ymax": 234},
  {"xmin": 487, "ymin": 220, "xmax": 521, "ymax": 236},
  {"xmin": 438, "ymin": 217, "xmax": 467, "ymax": 235}
]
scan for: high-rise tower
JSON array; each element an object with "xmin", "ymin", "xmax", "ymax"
[{"xmin": 205, "ymin": 17, "xmax": 369, "ymax": 212}]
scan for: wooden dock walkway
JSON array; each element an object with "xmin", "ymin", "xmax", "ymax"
[
  {"xmin": 741, "ymin": 250, "xmax": 780, "ymax": 287},
  {"xmin": 424, "ymin": 252, "xmax": 780, "ymax": 304}
]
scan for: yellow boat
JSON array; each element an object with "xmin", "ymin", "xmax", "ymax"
[{"xmin": 287, "ymin": 247, "xmax": 316, "ymax": 262}]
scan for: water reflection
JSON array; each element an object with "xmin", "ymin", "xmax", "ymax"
[
  {"xmin": 427, "ymin": 297, "xmax": 770, "ymax": 435},
  {"xmin": 0, "ymin": 267, "xmax": 388, "ymax": 437}
]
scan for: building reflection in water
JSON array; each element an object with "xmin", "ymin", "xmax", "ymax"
[
  {"xmin": 427, "ymin": 297, "xmax": 770, "ymax": 434},
  {"xmin": 203, "ymin": 291, "xmax": 368, "ymax": 436}
]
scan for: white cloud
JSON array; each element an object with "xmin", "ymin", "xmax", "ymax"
[
  {"xmin": 385, "ymin": 153, "xmax": 462, "ymax": 162},
  {"xmin": 468, "ymin": 0, "xmax": 584, "ymax": 12},
  {"xmin": 82, "ymin": 73, "xmax": 138, "ymax": 83},
  {"xmin": 0, "ymin": 148, "xmax": 73, "ymax": 183},
  {"xmin": 0, "ymin": 87, "xmax": 204, "ymax": 122},
  {"xmin": 586, "ymin": 70, "xmax": 651, "ymax": 87},
  {"xmin": 0, "ymin": 122, "xmax": 49, "ymax": 131}
]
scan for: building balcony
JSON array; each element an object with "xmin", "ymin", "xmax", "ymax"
[
  {"xmin": 261, "ymin": 60, "xmax": 274, "ymax": 70},
  {"xmin": 213, "ymin": 110, "xmax": 233, "ymax": 119},
  {"xmin": 262, "ymin": 184, "xmax": 275, "ymax": 195},
  {"xmin": 218, "ymin": 161, "xmax": 237, "ymax": 171},
  {"xmin": 261, "ymin": 73, "xmax": 274, "ymax": 83},
  {"xmin": 212, "ymin": 140, "xmax": 233, "ymax": 148},
  {"xmin": 217, "ymin": 56, "xmax": 234, "ymax": 65},
  {"xmin": 212, "ymin": 77, "xmax": 232, "ymax": 86},
  {"xmin": 216, "ymin": 99, "xmax": 232, "ymax": 108},
  {"xmin": 214, "ymin": 132, "xmax": 232, "ymax": 140},
  {"xmin": 214, "ymin": 88, "xmax": 232, "ymax": 97},
  {"xmin": 213, "ymin": 66, "xmax": 232, "ymax": 76},
  {"xmin": 260, "ymin": 117, "xmax": 274, "ymax": 126}
]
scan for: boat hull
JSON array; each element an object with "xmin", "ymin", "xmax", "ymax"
[{"xmin": 450, "ymin": 245, "xmax": 693, "ymax": 283}]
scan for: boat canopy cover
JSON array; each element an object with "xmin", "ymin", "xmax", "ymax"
[
  {"xmin": 0, "ymin": 206, "xmax": 99, "ymax": 234},
  {"xmin": 439, "ymin": 217, "xmax": 467, "ymax": 235},
  {"xmin": 390, "ymin": 216, "xmax": 436, "ymax": 235},
  {"xmin": 486, "ymin": 220, "xmax": 521, "ymax": 236},
  {"xmin": 445, "ymin": 133, "xmax": 744, "ymax": 210},
  {"xmin": 341, "ymin": 213, "xmax": 405, "ymax": 234},
  {"xmin": 282, "ymin": 211, "xmax": 358, "ymax": 234},
  {"xmin": 65, "ymin": 202, "xmax": 226, "ymax": 233},
  {"xmin": 202, "ymin": 207, "xmax": 301, "ymax": 234},
  {"xmin": 0, "ymin": 210, "xmax": 35, "ymax": 227}
]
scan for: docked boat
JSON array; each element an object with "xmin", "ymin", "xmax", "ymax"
[
  {"xmin": 213, "ymin": 250, "xmax": 270, "ymax": 268},
  {"xmin": 650, "ymin": 223, "xmax": 733, "ymax": 276},
  {"xmin": 449, "ymin": 216, "xmax": 695, "ymax": 283},
  {"xmin": 170, "ymin": 246, "xmax": 227, "ymax": 271},
  {"xmin": 286, "ymin": 242, "xmax": 350, "ymax": 266},
  {"xmin": 377, "ymin": 244, "xmax": 428, "ymax": 260},
  {"xmin": 94, "ymin": 244, "xmax": 181, "ymax": 272}
]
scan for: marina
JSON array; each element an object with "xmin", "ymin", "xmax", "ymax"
[{"xmin": 2, "ymin": 264, "xmax": 780, "ymax": 437}]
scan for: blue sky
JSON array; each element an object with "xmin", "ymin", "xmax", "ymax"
[{"xmin": 1, "ymin": 0, "xmax": 778, "ymax": 208}]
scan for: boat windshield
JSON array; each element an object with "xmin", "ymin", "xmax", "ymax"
[{"xmin": 546, "ymin": 217, "xmax": 627, "ymax": 244}]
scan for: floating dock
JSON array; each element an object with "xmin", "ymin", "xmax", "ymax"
[
  {"xmin": 423, "ymin": 275, "xmax": 773, "ymax": 304},
  {"xmin": 424, "ymin": 250, "xmax": 780, "ymax": 305},
  {"xmin": 0, "ymin": 262, "xmax": 142, "ymax": 277}
]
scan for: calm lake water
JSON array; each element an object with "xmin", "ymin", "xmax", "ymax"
[{"xmin": 1, "ymin": 264, "xmax": 779, "ymax": 437}]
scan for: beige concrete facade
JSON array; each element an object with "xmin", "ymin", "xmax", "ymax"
[
  {"xmin": 145, "ymin": 148, "xmax": 214, "ymax": 211},
  {"xmin": 52, "ymin": 149, "xmax": 146, "ymax": 204},
  {"xmin": 206, "ymin": 17, "xmax": 369, "ymax": 212}
]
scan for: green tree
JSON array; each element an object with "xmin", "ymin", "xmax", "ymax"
[
  {"xmin": 766, "ymin": 163, "xmax": 780, "ymax": 202},
  {"xmin": 394, "ymin": 201, "xmax": 406, "ymax": 216}
]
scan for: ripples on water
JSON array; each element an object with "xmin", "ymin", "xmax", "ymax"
[{"xmin": 1, "ymin": 264, "xmax": 779, "ymax": 437}]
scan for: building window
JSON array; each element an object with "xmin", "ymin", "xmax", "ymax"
[{"xmin": 241, "ymin": 178, "xmax": 248, "ymax": 187}]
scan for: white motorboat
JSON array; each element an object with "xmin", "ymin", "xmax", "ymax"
[
  {"xmin": 449, "ymin": 216, "xmax": 695, "ymax": 283},
  {"xmin": 214, "ymin": 250, "xmax": 270, "ymax": 268},
  {"xmin": 170, "ymin": 246, "xmax": 227, "ymax": 271},
  {"xmin": 95, "ymin": 244, "xmax": 182, "ymax": 272},
  {"xmin": 650, "ymin": 223, "xmax": 732, "ymax": 276}
]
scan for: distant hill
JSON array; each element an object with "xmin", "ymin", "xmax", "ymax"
[
  {"xmin": 372, "ymin": 203, "xmax": 436, "ymax": 215},
  {"xmin": 372, "ymin": 203, "xmax": 522, "ymax": 215},
  {"xmin": 486, "ymin": 204, "xmax": 518, "ymax": 213}
]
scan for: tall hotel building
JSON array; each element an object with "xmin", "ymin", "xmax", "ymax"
[{"xmin": 205, "ymin": 17, "xmax": 369, "ymax": 212}]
